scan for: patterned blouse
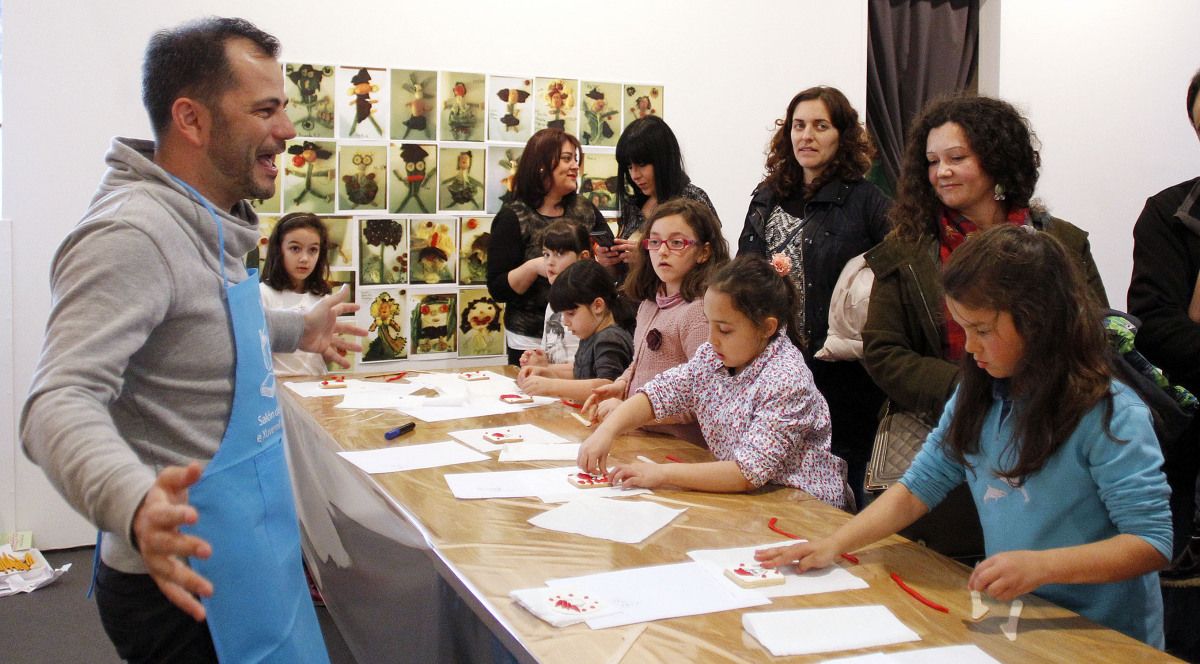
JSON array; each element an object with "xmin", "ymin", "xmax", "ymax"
[
  {"xmin": 764, "ymin": 205, "xmax": 808, "ymax": 343},
  {"xmin": 619, "ymin": 182, "xmax": 718, "ymax": 239},
  {"xmin": 638, "ymin": 333, "xmax": 848, "ymax": 508}
]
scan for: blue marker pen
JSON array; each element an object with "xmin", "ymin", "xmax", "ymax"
[{"xmin": 385, "ymin": 422, "xmax": 416, "ymax": 440}]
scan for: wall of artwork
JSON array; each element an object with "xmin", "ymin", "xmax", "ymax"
[
  {"xmin": 254, "ymin": 63, "xmax": 665, "ymax": 369},
  {"xmin": 3, "ymin": 0, "xmax": 872, "ymax": 547}
]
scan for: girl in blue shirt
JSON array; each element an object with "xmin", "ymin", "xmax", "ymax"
[{"xmin": 757, "ymin": 225, "xmax": 1173, "ymax": 646}]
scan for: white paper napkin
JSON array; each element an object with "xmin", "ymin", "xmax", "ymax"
[
  {"xmin": 528, "ymin": 497, "xmax": 685, "ymax": 544},
  {"xmin": 743, "ymin": 605, "xmax": 920, "ymax": 656}
]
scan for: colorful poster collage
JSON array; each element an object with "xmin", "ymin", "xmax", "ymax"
[{"xmin": 252, "ymin": 60, "xmax": 664, "ymax": 370}]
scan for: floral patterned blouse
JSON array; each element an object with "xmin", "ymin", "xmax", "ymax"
[{"xmin": 638, "ymin": 333, "xmax": 849, "ymax": 508}]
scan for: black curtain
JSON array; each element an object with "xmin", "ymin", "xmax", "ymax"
[{"xmin": 867, "ymin": 0, "xmax": 978, "ymax": 193}]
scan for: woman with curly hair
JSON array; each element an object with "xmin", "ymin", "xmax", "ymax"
[
  {"xmin": 738, "ymin": 86, "xmax": 891, "ymax": 509},
  {"xmin": 861, "ymin": 94, "xmax": 1108, "ymax": 558}
]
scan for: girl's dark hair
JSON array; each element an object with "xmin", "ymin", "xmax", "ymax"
[
  {"xmin": 761, "ymin": 86, "xmax": 874, "ymax": 200},
  {"xmin": 941, "ymin": 225, "xmax": 1113, "ymax": 484},
  {"xmin": 261, "ymin": 212, "xmax": 332, "ymax": 295},
  {"xmin": 539, "ymin": 220, "xmax": 590, "ymax": 255},
  {"xmin": 512, "ymin": 128, "xmax": 583, "ymax": 210},
  {"xmin": 616, "ymin": 116, "xmax": 688, "ymax": 211},
  {"xmin": 709, "ymin": 254, "xmax": 805, "ymax": 350},
  {"xmin": 623, "ymin": 198, "xmax": 730, "ymax": 302},
  {"xmin": 891, "ymin": 95, "xmax": 1041, "ymax": 242},
  {"xmin": 549, "ymin": 260, "xmax": 635, "ymax": 330}
]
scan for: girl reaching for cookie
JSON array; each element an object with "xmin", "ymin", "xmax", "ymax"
[
  {"xmin": 756, "ymin": 226, "xmax": 1172, "ymax": 647},
  {"xmin": 577, "ymin": 253, "xmax": 850, "ymax": 508}
]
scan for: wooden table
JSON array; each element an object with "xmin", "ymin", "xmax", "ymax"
[{"xmin": 282, "ymin": 368, "xmax": 1180, "ymax": 663}]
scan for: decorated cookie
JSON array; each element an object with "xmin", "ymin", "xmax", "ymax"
[
  {"xmin": 723, "ymin": 563, "xmax": 785, "ymax": 588},
  {"xmin": 482, "ymin": 429, "xmax": 524, "ymax": 444},
  {"xmin": 458, "ymin": 371, "xmax": 489, "ymax": 381},
  {"xmin": 500, "ymin": 393, "xmax": 534, "ymax": 404},
  {"xmin": 568, "ymin": 472, "xmax": 612, "ymax": 488}
]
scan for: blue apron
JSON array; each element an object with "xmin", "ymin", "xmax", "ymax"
[{"xmin": 176, "ymin": 180, "xmax": 329, "ymax": 663}]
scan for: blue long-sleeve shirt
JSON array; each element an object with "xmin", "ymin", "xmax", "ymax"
[{"xmin": 900, "ymin": 380, "xmax": 1172, "ymax": 647}]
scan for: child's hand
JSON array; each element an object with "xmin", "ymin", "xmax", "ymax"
[
  {"xmin": 592, "ymin": 397, "xmax": 622, "ymax": 423},
  {"xmin": 608, "ymin": 462, "xmax": 666, "ymax": 489},
  {"xmin": 524, "ymin": 255, "xmax": 548, "ymax": 278},
  {"xmin": 519, "ymin": 349, "xmax": 548, "ymax": 368},
  {"xmin": 969, "ymin": 550, "xmax": 1046, "ymax": 601},
  {"xmin": 587, "ymin": 380, "xmax": 625, "ymax": 403},
  {"xmin": 577, "ymin": 432, "xmax": 615, "ymax": 475},
  {"xmin": 516, "ymin": 371, "xmax": 550, "ymax": 396},
  {"xmin": 754, "ymin": 540, "xmax": 840, "ymax": 573}
]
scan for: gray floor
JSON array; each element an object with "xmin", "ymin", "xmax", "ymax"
[{"xmin": 0, "ymin": 547, "xmax": 355, "ymax": 664}]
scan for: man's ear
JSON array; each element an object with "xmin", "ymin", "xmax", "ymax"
[{"xmin": 171, "ymin": 96, "xmax": 210, "ymax": 148}]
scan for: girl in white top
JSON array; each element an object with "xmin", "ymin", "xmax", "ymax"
[{"xmin": 259, "ymin": 212, "xmax": 333, "ymax": 376}]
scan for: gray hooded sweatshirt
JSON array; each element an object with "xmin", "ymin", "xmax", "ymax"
[{"xmin": 21, "ymin": 137, "xmax": 304, "ymax": 573}]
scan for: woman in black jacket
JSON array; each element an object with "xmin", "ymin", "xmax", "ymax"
[{"xmin": 738, "ymin": 86, "xmax": 891, "ymax": 508}]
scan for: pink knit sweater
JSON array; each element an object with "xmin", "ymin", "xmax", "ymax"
[{"xmin": 619, "ymin": 297, "xmax": 709, "ymax": 444}]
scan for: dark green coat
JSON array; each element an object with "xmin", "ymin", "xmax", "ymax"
[{"xmin": 862, "ymin": 213, "xmax": 1108, "ymax": 417}]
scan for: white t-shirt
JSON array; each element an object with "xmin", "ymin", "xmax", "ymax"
[
  {"xmin": 543, "ymin": 303, "xmax": 580, "ymax": 365},
  {"xmin": 259, "ymin": 283, "xmax": 327, "ymax": 376}
]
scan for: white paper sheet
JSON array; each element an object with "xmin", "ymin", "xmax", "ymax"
[
  {"xmin": 820, "ymin": 644, "xmax": 1001, "ymax": 664},
  {"xmin": 545, "ymin": 561, "xmax": 770, "ymax": 629},
  {"xmin": 687, "ymin": 541, "xmax": 868, "ymax": 598},
  {"xmin": 444, "ymin": 467, "xmax": 649, "ymax": 501},
  {"xmin": 509, "ymin": 585, "xmax": 622, "ymax": 627},
  {"xmin": 499, "ymin": 443, "xmax": 581, "ymax": 462},
  {"xmin": 449, "ymin": 424, "xmax": 572, "ymax": 453},
  {"xmin": 337, "ymin": 441, "xmax": 488, "ymax": 474},
  {"xmin": 743, "ymin": 606, "xmax": 920, "ymax": 657},
  {"xmin": 529, "ymin": 497, "xmax": 685, "ymax": 544}
]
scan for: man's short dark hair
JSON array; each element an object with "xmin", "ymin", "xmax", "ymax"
[{"xmin": 142, "ymin": 16, "xmax": 280, "ymax": 139}]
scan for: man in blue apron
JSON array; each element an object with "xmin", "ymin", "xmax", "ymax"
[{"xmin": 20, "ymin": 17, "xmax": 362, "ymax": 662}]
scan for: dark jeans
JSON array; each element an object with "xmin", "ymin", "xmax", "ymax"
[
  {"xmin": 808, "ymin": 358, "xmax": 886, "ymax": 511},
  {"xmin": 506, "ymin": 346, "xmax": 524, "ymax": 366},
  {"xmin": 95, "ymin": 560, "xmax": 217, "ymax": 664}
]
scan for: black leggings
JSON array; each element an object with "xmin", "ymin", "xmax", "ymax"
[{"xmin": 95, "ymin": 560, "xmax": 217, "ymax": 664}]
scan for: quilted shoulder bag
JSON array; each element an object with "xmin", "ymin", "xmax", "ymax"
[{"xmin": 864, "ymin": 400, "xmax": 935, "ymax": 493}]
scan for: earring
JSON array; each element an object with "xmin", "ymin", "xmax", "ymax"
[{"xmin": 993, "ymin": 183, "xmax": 1006, "ymax": 201}]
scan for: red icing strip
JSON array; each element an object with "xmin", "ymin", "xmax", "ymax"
[{"xmin": 890, "ymin": 573, "xmax": 949, "ymax": 613}]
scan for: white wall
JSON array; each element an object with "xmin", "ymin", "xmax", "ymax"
[
  {"xmin": 981, "ymin": 0, "xmax": 1200, "ymax": 304},
  {"xmin": 2, "ymin": 1, "xmax": 870, "ymax": 548}
]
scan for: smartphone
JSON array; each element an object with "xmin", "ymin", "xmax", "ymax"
[{"xmin": 589, "ymin": 230, "xmax": 615, "ymax": 248}]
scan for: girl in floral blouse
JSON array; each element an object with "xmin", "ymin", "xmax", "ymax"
[{"xmin": 578, "ymin": 253, "xmax": 850, "ymax": 508}]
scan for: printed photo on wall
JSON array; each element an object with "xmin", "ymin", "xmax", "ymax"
[
  {"xmin": 284, "ymin": 63, "xmax": 336, "ymax": 138},
  {"xmin": 359, "ymin": 218, "xmax": 408, "ymax": 286},
  {"xmin": 337, "ymin": 66, "xmax": 388, "ymax": 140},
  {"xmin": 410, "ymin": 291, "xmax": 458, "ymax": 356},
  {"xmin": 283, "ymin": 140, "xmax": 336, "ymax": 214},
  {"xmin": 458, "ymin": 288, "xmax": 505, "ymax": 357},
  {"xmin": 581, "ymin": 152, "xmax": 620, "ymax": 213},
  {"xmin": 438, "ymin": 147, "xmax": 486, "ymax": 212},
  {"xmin": 247, "ymin": 214, "xmax": 279, "ymax": 272},
  {"xmin": 458, "ymin": 215, "xmax": 493, "ymax": 285},
  {"xmin": 534, "ymin": 77, "xmax": 578, "ymax": 135},
  {"xmin": 624, "ymin": 84, "xmax": 663, "ymax": 128},
  {"xmin": 391, "ymin": 69, "xmax": 438, "ymax": 141},
  {"xmin": 323, "ymin": 216, "xmax": 355, "ymax": 270},
  {"xmin": 389, "ymin": 142, "xmax": 438, "ymax": 214},
  {"xmin": 250, "ymin": 154, "xmax": 283, "ymax": 214},
  {"xmin": 360, "ymin": 287, "xmax": 409, "ymax": 362},
  {"xmin": 337, "ymin": 143, "xmax": 387, "ymax": 212},
  {"xmin": 580, "ymin": 82, "xmax": 622, "ymax": 147},
  {"xmin": 485, "ymin": 146, "xmax": 522, "ymax": 214},
  {"xmin": 439, "ymin": 71, "xmax": 485, "ymax": 142},
  {"xmin": 488, "ymin": 75, "xmax": 533, "ymax": 143},
  {"xmin": 409, "ymin": 218, "xmax": 457, "ymax": 285},
  {"xmin": 327, "ymin": 270, "xmax": 357, "ymax": 306}
]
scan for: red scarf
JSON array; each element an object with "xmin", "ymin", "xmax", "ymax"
[{"xmin": 938, "ymin": 206, "xmax": 1029, "ymax": 360}]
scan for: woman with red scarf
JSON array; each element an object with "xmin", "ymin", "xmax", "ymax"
[{"xmin": 861, "ymin": 95, "xmax": 1107, "ymax": 560}]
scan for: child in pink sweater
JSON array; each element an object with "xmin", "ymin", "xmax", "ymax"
[{"xmin": 582, "ymin": 198, "xmax": 730, "ymax": 444}]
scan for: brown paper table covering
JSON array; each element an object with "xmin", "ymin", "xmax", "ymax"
[{"xmin": 282, "ymin": 368, "xmax": 1181, "ymax": 663}]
